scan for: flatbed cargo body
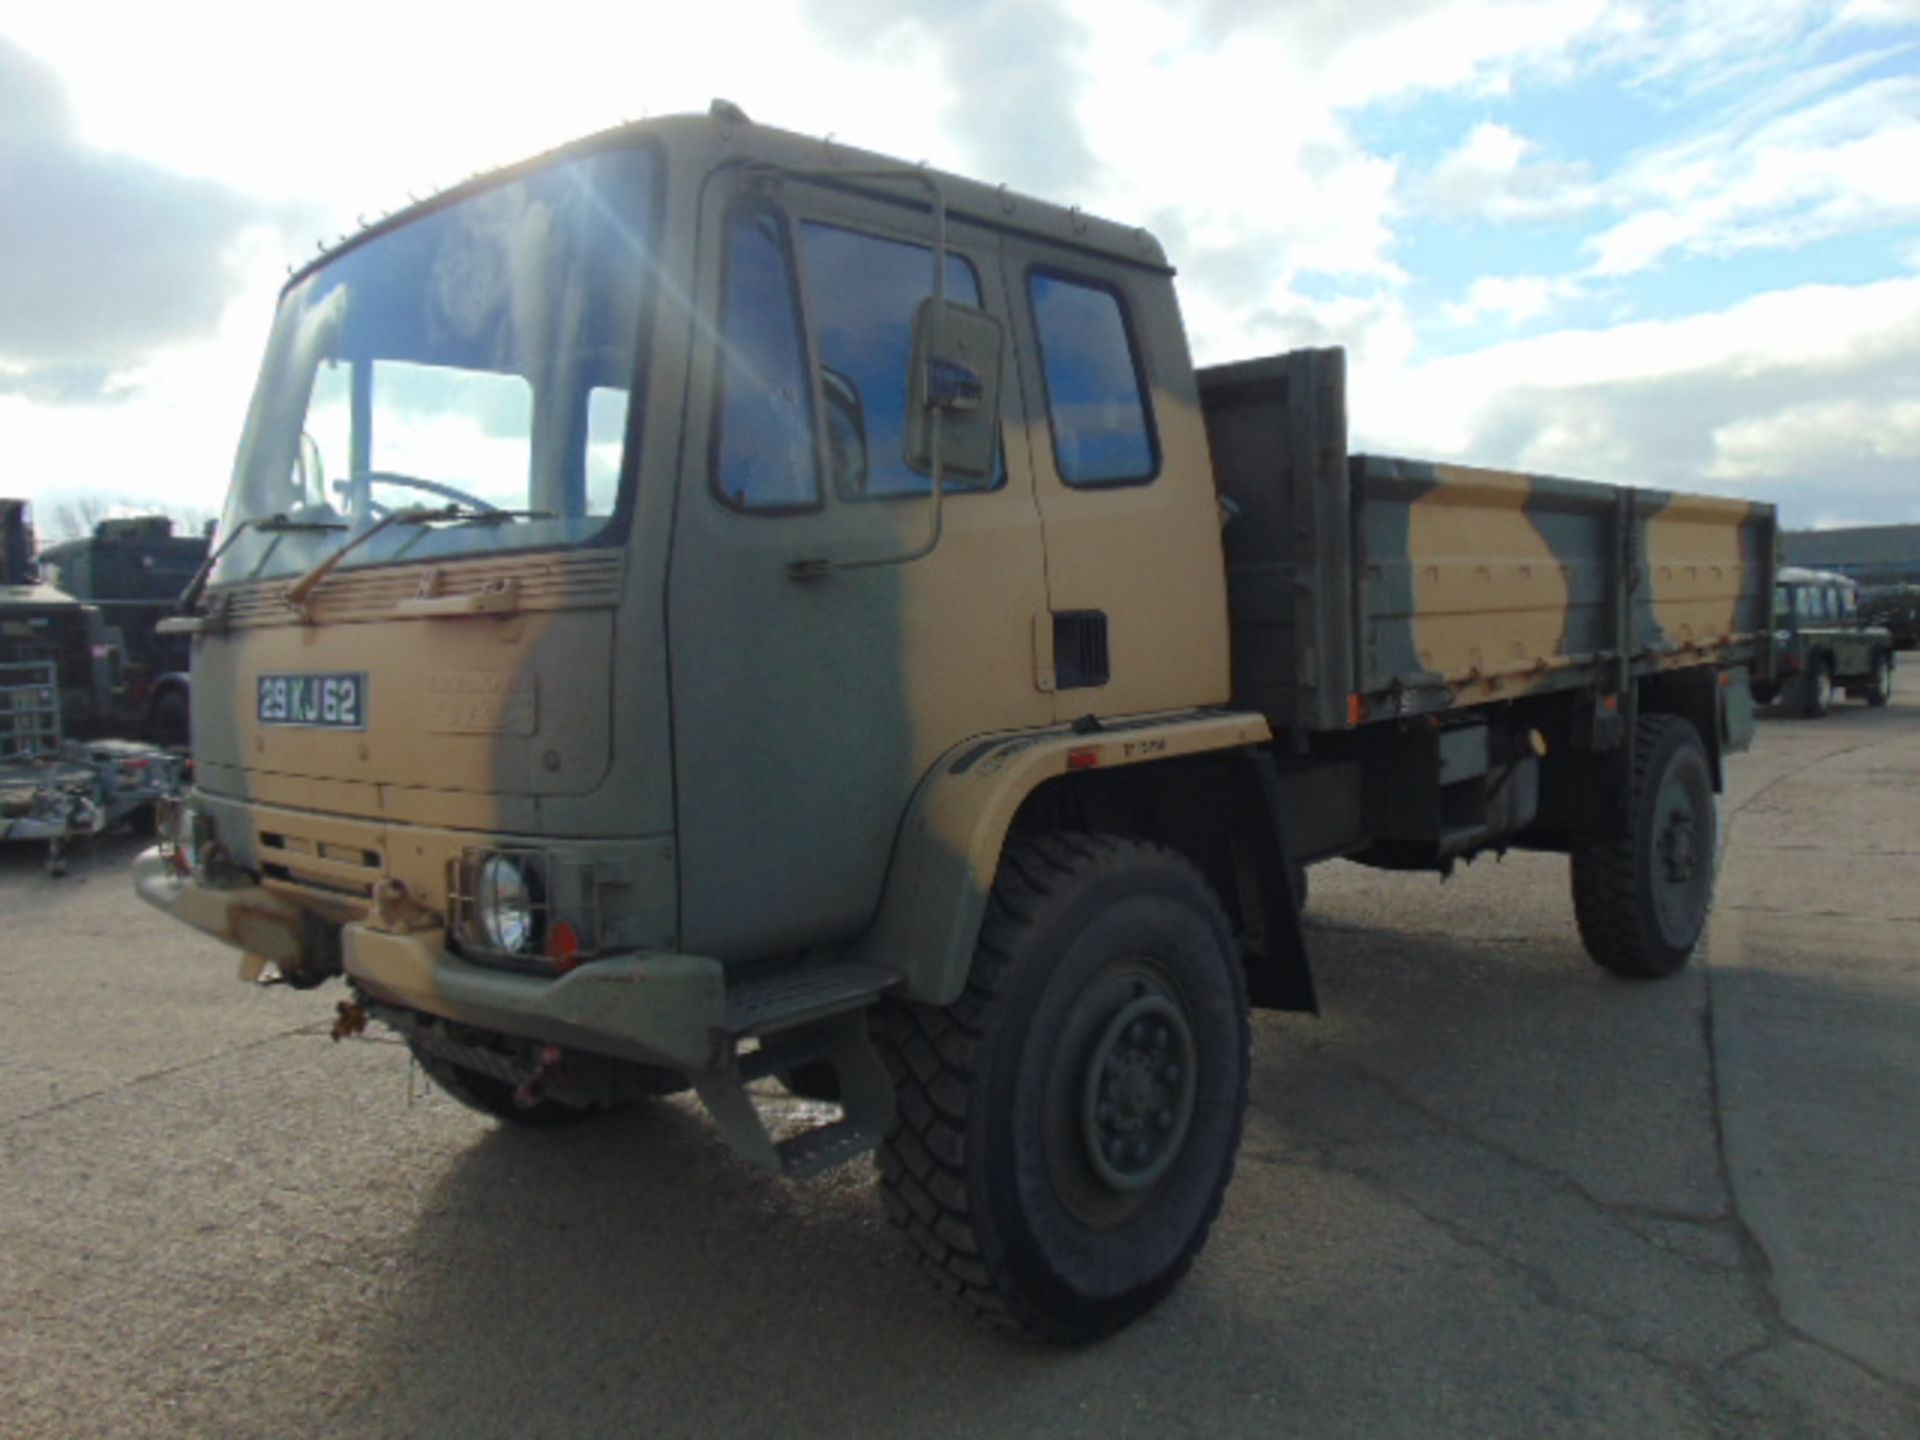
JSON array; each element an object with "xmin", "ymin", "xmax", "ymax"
[{"xmin": 1201, "ymin": 348, "xmax": 1775, "ymax": 731}]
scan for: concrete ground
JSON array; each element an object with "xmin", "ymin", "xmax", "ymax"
[{"xmin": 3, "ymin": 693, "xmax": 1917, "ymax": 1439}]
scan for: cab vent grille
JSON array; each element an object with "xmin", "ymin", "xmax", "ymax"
[{"xmin": 1053, "ymin": 611, "xmax": 1110, "ymax": 690}]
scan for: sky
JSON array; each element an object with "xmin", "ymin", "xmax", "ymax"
[{"xmin": 2, "ymin": 0, "xmax": 1918, "ymax": 537}]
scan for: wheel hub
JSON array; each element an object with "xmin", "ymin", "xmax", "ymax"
[
  {"xmin": 1660, "ymin": 811, "xmax": 1697, "ymax": 882},
  {"xmin": 1082, "ymin": 993, "xmax": 1197, "ymax": 1193}
]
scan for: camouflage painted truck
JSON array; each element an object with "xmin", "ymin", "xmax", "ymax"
[{"xmin": 136, "ymin": 106, "xmax": 1774, "ymax": 1342}]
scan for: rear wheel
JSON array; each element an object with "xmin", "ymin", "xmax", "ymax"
[
  {"xmin": 1864, "ymin": 654, "xmax": 1893, "ymax": 708},
  {"xmin": 876, "ymin": 833, "xmax": 1249, "ymax": 1344},
  {"xmin": 1789, "ymin": 659, "xmax": 1833, "ymax": 717},
  {"xmin": 1570, "ymin": 714, "xmax": 1717, "ymax": 980}
]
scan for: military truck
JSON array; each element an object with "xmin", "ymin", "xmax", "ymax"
[
  {"xmin": 39, "ymin": 515, "xmax": 207, "ymax": 743},
  {"xmin": 1755, "ymin": 567, "xmax": 1894, "ymax": 715},
  {"xmin": 136, "ymin": 106, "xmax": 1774, "ymax": 1342}
]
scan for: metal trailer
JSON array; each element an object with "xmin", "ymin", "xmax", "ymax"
[{"xmin": 1, "ymin": 660, "xmax": 185, "ymax": 874}]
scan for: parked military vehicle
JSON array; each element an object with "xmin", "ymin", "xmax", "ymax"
[
  {"xmin": 137, "ymin": 106, "xmax": 1775, "ymax": 1342},
  {"xmin": 0, "ymin": 500, "xmax": 126, "ymax": 738},
  {"xmin": 3, "ymin": 503, "xmax": 186, "ymax": 868},
  {"xmin": 1755, "ymin": 567, "xmax": 1895, "ymax": 715},
  {"xmin": 1860, "ymin": 585, "xmax": 1920, "ymax": 651},
  {"xmin": 40, "ymin": 515, "xmax": 207, "ymax": 744}
]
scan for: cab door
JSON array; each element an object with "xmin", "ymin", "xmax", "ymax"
[
  {"xmin": 999, "ymin": 238, "xmax": 1231, "ymax": 720},
  {"xmin": 666, "ymin": 173, "xmax": 1051, "ymax": 960}
]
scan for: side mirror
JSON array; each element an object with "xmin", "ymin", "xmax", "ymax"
[{"xmin": 906, "ymin": 299, "xmax": 1003, "ymax": 481}]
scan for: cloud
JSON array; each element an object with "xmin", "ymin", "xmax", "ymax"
[
  {"xmin": 1708, "ymin": 397, "xmax": 1920, "ymax": 481},
  {"xmin": 1585, "ymin": 70, "xmax": 1920, "ymax": 276},
  {"xmin": 0, "ymin": 40, "xmax": 297, "ymax": 391},
  {"xmin": 1353, "ymin": 275, "xmax": 1920, "ymax": 525},
  {"xmin": 799, "ymin": 0, "xmax": 1097, "ymax": 194},
  {"xmin": 1422, "ymin": 122, "xmax": 1601, "ymax": 222},
  {"xmin": 1444, "ymin": 273, "xmax": 1587, "ymax": 325}
]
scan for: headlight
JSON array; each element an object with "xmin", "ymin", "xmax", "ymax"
[{"xmin": 475, "ymin": 853, "xmax": 543, "ymax": 956}]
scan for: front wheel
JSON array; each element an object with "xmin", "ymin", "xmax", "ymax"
[
  {"xmin": 877, "ymin": 833, "xmax": 1249, "ymax": 1343},
  {"xmin": 1570, "ymin": 714, "xmax": 1718, "ymax": 979}
]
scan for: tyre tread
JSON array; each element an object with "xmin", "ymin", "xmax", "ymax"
[
  {"xmin": 876, "ymin": 831, "xmax": 1247, "ymax": 1343},
  {"xmin": 1570, "ymin": 714, "xmax": 1710, "ymax": 980}
]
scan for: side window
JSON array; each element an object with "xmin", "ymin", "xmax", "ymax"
[
  {"xmin": 1028, "ymin": 272, "xmax": 1158, "ymax": 486},
  {"xmin": 800, "ymin": 223, "xmax": 994, "ymax": 499},
  {"xmin": 1793, "ymin": 587, "xmax": 1813, "ymax": 621},
  {"xmin": 713, "ymin": 210, "xmax": 818, "ymax": 511}
]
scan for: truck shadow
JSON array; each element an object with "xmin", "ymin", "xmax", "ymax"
[{"xmin": 333, "ymin": 897, "xmax": 1731, "ymax": 1439}]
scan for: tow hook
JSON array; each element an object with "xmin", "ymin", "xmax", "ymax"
[
  {"xmin": 514, "ymin": 1044, "xmax": 567, "ymax": 1110},
  {"xmin": 331, "ymin": 999, "xmax": 369, "ymax": 1043}
]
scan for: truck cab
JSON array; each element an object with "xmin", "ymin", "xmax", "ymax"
[{"xmin": 1763, "ymin": 567, "xmax": 1895, "ymax": 714}]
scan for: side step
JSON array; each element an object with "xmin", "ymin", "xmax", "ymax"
[
  {"xmin": 725, "ymin": 960, "xmax": 896, "ymax": 1037},
  {"xmin": 695, "ymin": 962, "xmax": 900, "ymax": 1179}
]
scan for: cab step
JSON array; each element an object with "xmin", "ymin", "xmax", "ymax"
[
  {"xmin": 725, "ymin": 960, "xmax": 897, "ymax": 1038},
  {"xmin": 697, "ymin": 987, "xmax": 898, "ymax": 1179}
]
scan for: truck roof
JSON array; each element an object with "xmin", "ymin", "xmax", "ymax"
[{"xmin": 288, "ymin": 102, "xmax": 1173, "ymax": 296}]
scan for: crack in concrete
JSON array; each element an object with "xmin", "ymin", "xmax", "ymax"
[
  {"xmin": 1706, "ymin": 724, "xmax": 1920, "ymax": 1410},
  {"xmin": 1701, "ymin": 954, "xmax": 1920, "ymax": 1409},
  {"xmin": 0, "ymin": 1023, "xmax": 330, "ymax": 1133}
]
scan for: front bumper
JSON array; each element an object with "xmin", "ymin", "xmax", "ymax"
[{"xmin": 133, "ymin": 847, "xmax": 730, "ymax": 1073}]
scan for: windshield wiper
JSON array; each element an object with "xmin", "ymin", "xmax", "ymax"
[
  {"xmin": 178, "ymin": 513, "xmax": 347, "ymax": 613},
  {"xmin": 283, "ymin": 504, "xmax": 552, "ymax": 615}
]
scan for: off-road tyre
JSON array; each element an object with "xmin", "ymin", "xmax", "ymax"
[
  {"xmin": 408, "ymin": 1042, "xmax": 623, "ymax": 1128},
  {"xmin": 1570, "ymin": 714, "xmax": 1717, "ymax": 980},
  {"xmin": 875, "ymin": 832, "xmax": 1250, "ymax": 1344},
  {"xmin": 1864, "ymin": 653, "xmax": 1893, "ymax": 708},
  {"xmin": 1788, "ymin": 659, "xmax": 1833, "ymax": 718}
]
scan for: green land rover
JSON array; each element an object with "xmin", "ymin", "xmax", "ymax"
[{"xmin": 1757, "ymin": 567, "xmax": 1895, "ymax": 716}]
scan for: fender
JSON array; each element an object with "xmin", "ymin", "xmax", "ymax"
[{"xmin": 849, "ymin": 709, "xmax": 1272, "ymax": 1006}]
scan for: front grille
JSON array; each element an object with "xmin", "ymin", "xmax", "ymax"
[{"xmin": 257, "ymin": 828, "xmax": 382, "ymax": 901}]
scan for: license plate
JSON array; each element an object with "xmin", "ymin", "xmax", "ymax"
[{"xmin": 257, "ymin": 672, "xmax": 367, "ymax": 729}]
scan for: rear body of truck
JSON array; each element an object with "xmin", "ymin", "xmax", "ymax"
[
  {"xmin": 1203, "ymin": 348, "xmax": 1771, "ymax": 875},
  {"xmin": 135, "ymin": 107, "xmax": 1774, "ymax": 1342}
]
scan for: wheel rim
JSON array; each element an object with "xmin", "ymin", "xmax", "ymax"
[
  {"xmin": 1080, "ymin": 993, "xmax": 1198, "ymax": 1193},
  {"xmin": 1650, "ymin": 760, "xmax": 1714, "ymax": 948},
  {"xmin": 1043, "ymin": 959, "xmax": 1201, "ymax": 1225}
]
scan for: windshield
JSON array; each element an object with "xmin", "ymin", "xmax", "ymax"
[{"xmin": 213, "ymin": 144, "xmax": 657, "ymax": 587}]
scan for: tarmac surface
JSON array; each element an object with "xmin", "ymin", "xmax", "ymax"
[{"xmin": 3, "ymin": 692, "xmax": 1917, "ymax": 1438}]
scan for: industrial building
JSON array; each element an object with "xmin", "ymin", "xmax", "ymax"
[{"xmin": 1782, "ymin": 524, "xmax": 1920, "ymax": 587}]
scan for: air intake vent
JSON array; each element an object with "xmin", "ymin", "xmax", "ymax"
[{"xmin": 1053, "ymin": 611, "xmax": 1110, "ymax": 690}]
